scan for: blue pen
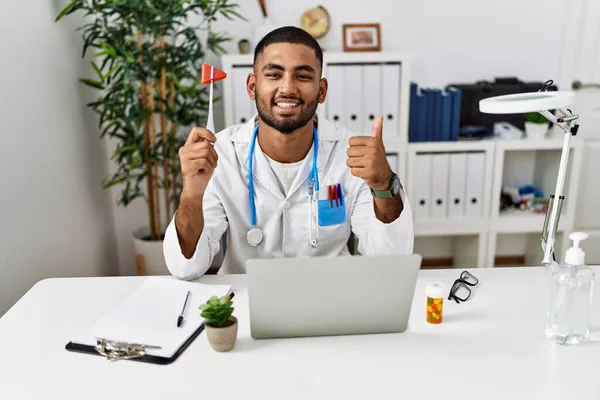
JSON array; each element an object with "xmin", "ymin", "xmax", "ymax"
[{"xmin": 337, "ymin": 183, "xmax": 343, "ymax": 206}]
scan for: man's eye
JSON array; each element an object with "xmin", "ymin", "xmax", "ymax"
[
  {"xmin": 298, "ymin": 75, "xmax": 312, "ymax": 80},
  {"xmin": 266, "ymin": 73, "xmax": 280, "ymax": 78}
]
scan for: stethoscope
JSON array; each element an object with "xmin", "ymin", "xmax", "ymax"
[{"xmin": 246, "ymin": 123, "xmax": 320, "ymax": 248}]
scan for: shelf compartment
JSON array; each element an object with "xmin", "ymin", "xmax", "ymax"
[
  {"xmin": 414, "ymin": 233, "xmax": 486, "ymax": 269},
  {"xmin": 487, "ymin": 232, "xmax": 568, "ymax": 268},
  {"xmin": 415, "ymin": 218, "xmax": 488, "ymax": 235},
  {"xmin": 491, "ymin": 208, "xmax": 573, "ymax": 233}
]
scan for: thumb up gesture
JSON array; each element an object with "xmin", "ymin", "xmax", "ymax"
[{"xmin": 346, "ymin": 116, "xmax": 393, "ymax": 191}]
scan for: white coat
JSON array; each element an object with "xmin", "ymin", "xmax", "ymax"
[{"xmin": 163, "ymin": 115, "xmax": 414, "ymax": 280}]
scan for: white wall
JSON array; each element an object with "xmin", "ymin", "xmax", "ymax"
[
  {"xmin": 0, "ymin": 1, "xmax": 118, "ymax": 315},
  {"xmin": 210, "ymin": 0, "xmax": 570, "ymax": 87}
]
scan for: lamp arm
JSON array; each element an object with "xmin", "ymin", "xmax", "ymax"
[{"xmin": 538, "ymin": 108, "xmax": 579, "ymax": 267}]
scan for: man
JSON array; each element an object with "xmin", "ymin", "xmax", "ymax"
[{"xmin": 163, "ymin": 26, "xmax": 413, "ymax": 280}]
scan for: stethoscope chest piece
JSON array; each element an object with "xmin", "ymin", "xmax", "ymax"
[{"xmin": 247, "ymin": 227, "xmax": 264, "ymax": 247}]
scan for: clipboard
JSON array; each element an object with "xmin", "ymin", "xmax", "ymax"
[{"xmin": 65, "ymin": 277, "xmax": 233, "ymax": 364}]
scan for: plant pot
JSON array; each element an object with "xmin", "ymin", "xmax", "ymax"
[
  {"xmin": 132, "ymin": 226, "xmax": 169, "ymax": 276},
  {"xmin": 205, "ymin": 316, "xmax": 238, "ymax": 352},
  {"xmin": 238, "ymin": 39, "xmax": 250, "ymax": 54},
  {"xmin": 525, "ymin": 122, "xmax": 549, "ymax": 140}
]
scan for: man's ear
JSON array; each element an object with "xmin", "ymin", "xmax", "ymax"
[
  {"xmin": 319, "ymin": 77, "xmax": 328, "ymax": 104},
  {"xmin": 247, "ymin": 73, "xmax": 256, "ymax": 100}
]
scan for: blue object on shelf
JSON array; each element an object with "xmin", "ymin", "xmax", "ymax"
[{"xmin": 519, "ymin": 185, "xmax": 544, "ymax": 197}]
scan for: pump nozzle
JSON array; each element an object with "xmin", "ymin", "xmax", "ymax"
[{"xmin": 565, "ymin": 232, "xmax": 589, "ymax": 266}]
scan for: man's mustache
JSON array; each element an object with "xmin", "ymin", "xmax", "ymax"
[{"xmin": 272, "ymin": 96, "xmax": 303, "ymax": 104}]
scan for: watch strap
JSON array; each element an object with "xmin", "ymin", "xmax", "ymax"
[{"xmin": 370, "ymin": 173, "xmax": 399, "ymax": 199}]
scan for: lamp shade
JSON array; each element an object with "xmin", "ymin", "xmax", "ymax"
[{"xmin": 479, "ymin": 91, "xmax": 575, "ymax": 114}]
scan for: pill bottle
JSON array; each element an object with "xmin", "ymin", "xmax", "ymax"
[{"xmin": 426, "ymin": 282, "xmax": 445, "ymax": 324}]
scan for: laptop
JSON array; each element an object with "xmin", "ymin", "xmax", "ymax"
[{"xmin": 246, "ymin": 254, "xmax": 422, "ymax": 339}]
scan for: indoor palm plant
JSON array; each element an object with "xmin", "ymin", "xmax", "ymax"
[{"xmin": 55, "ymin": 0, "xmax": 244, "ymax": 274}]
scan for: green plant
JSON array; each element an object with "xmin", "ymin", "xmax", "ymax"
[
  {"xmin": 200, "ymin": 295, "xmax": 234, "ymax": 327},
  {"xmin": 524, "ymin": 112, "xmax": 548, "ymax": 124},
  {"xmin": 55, "ymin": 0, "xmax": 245, "ymax": 241}
]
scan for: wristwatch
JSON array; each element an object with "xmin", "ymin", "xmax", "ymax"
[{"xmin": 371, "ymin": 173, "xmax": 402, "ymax": 199}]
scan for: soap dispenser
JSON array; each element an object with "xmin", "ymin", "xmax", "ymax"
[{"xmin": 545, "ymin": 232, "xmax": 594, "ymax": 345}]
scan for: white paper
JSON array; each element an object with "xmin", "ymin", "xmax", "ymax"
[{"xmin": 72, "ymin": 277, "xmax": 232, "ymax": 358}]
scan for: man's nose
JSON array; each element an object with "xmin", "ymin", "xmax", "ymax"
[{"xmin": 278, "ymin": 74, "xmax": 298, "ymax": 96}]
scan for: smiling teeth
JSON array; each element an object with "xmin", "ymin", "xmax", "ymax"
[{"xmin": 277, "ymin": 102, "xmax": 298, "ymax": 108}]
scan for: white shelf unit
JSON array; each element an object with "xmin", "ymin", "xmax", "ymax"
[
  {"xmin": 486, "ymin": 131, "xmax": 584, "ymax": 267},
  {"xmin": 406, "ymin": 140, "xmax": 495, "ymax": 268},
  {"xmin": 220, "ymin": 52, "xmax": 585, "ymax": 269}
]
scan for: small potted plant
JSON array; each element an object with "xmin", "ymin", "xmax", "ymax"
[
  {"xmin": 200, "ymin": 295, "xmax": 238, "ymax": 352},
  {"xmin": 524, "ymin": 112, "xmax": 550, "ymax": 139}
]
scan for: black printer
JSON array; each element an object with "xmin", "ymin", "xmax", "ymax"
[{"xmin": 445, "ymin": 77, "xmax": 558, "ymax": 138}]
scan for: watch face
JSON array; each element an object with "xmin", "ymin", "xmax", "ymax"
[{"xmin": 391, "ymin": 175, "xmax": 402, "ymax": 196}]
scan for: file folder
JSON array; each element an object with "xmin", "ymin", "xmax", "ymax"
[
  {"xmin": 448, "ymin": 153, "xmax": 467, "ymax": 218},
  {"xmin": 326, "ymin": 65, "xmax": 344, "ymax": 124},
  {"xmin": 431, "ymin": 89, "xmax": 442, "ymax": 141},
  {"xmin": 344, "ymin": 65, "xmax": 363, "ymax": 133},
  {"xmin": 441, "ymin": 91, "xmax": 452, "ymax": 141},
  {"xmin": 430, "ymin": 153, "xmax": 450, "ymax": 219},
  {"xmin": 363, "ymin": 64, "xmax": 382, "ymax": 135},
  {"xmin": 381, "ymin": 63, "xmax": 401, "ymax": 136},
  {"xmin": 409, "ymin": 82, "xmax": 419, "ymax": 142},
  {"xmin": 417, "ymin": 89, "xmax": 428, "ymax": 142},
  {"xmin": 465, "ymin": 152, "xmax": 485, "ymax": 218},
  {"xmin": 413, "ymin": 154, "xmax": 432, "ymax": 219},
  {"xmin": 66, "ymin": 277, "xmax": 233, "ymax": 364}
]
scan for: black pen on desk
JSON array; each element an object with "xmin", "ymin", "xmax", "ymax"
[{"xmin": 177, "ymin": 291, "xmax": 191, "ymax": 328}]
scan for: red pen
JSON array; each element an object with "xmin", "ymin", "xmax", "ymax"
[
  {"xmin": 328, "ymin": 185, "xmax": 333, "ymax": 207},
  {"xmin": 333, "ymin": 184, "xmax": 339, "ymax": 207}
]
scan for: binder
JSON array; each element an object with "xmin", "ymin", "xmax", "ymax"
[
  {"xmin": 421, "ymin": 89, "xmax": 434, "ymax": 141},
  {"xmin": 326, "ymin": 65, "xmax": 344, "ymax": 124},
  {"xmin": 417, "ymin": 89, "xmax": 428, "ymax": 142},
  {"xmin": 441, "ymin": 91, "xmax": 452, "ymax": 141},
  {"xmin": 344, "ymin": 65, "xmax": 363, "ymax": 133},
  {"xmin": 363, "ymin": 64, "xmax": 382, "ymax": 135},
  {"xmin": 381, "ymin": 63, "xmax": 401, "ymax": 136},
  {"xmin": 233, "ymin": 66, "xmax": 252, "ymax": 124},
  {"xmin": 66, "ymin": 277, "xmax": 233, "ymax": 364},
  {"xmin": 465, "ymin": 152, "xmax": 485, "ymax": 218},
  {"xmin": 448, "ymin": 152, "xmax": 467, "ymax": 218},
  {"xmin": 413, "ymin": 154, "xmax": 432, "ymax": 219},
  {"xmin": 446, "ymin": 86, "xmax": 462, "ymax": 141},
  {"xmin": 409, "ymin": 82, "xmax": 419, "ymax": 142},
  {"xmin": 431, "ymin": 89, "xmax": 442, "ymax": 141},
  {"xmin": 430, "ymin": 153, "xmax": 450, "ymax": 219}
]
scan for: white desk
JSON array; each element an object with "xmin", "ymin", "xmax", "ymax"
[{"xmin": 1, "ymin": 267, "xmax": 600, "ymax": 400}]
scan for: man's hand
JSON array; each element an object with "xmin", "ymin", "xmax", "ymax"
[
  {"xmin": 178, "ymin": 127, "xmax": 218, "ymax": 198},
  {"xmin": 346, "ymin": 115, "xmax": 393, "ymax": 190}
]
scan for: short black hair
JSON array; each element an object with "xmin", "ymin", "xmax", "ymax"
[{"xmin": 253, "ymin": 26, "xmax": 323, "ymax": 72}]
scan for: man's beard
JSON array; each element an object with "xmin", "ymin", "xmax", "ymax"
[{"xmin": 255, "ymin": 93, "xmax": 319, "ymax": 134}]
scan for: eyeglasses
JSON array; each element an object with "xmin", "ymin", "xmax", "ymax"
[{"xmin": 448, "ymin": 271, "xmax": 479, "ymax": 303}]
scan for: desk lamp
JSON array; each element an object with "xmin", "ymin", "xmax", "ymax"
[{"xmin": 479, "ymin": 81, "xmax": 579, "ymax": 267}]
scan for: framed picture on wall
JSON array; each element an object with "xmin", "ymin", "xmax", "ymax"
[{"xmin": 342, "ymin": 23, "xmax": 381, "ymax": 52}]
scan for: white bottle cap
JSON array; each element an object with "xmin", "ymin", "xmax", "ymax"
[
  {"xmin": 565, "ymin": 231, "xmax": 589, "ymax": 266},
  {"xmin": 426, "ymin": 282, "xmax": 445, "ymax": 299}
]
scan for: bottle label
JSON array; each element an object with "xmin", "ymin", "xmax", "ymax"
[{"xmin": 427, "ymin": 297, "xmax": 443, "ymax": 324}]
